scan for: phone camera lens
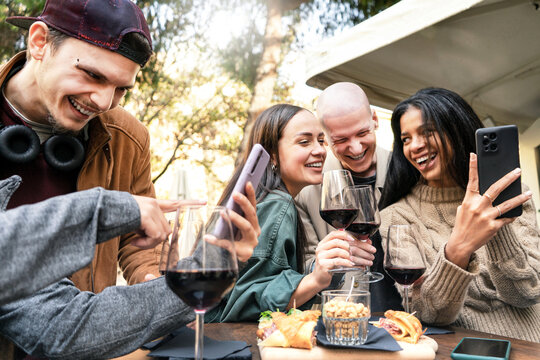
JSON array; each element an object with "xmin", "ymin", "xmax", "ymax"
[
  {"xmin": 489, "ymin": 133, "xmax": 497, "ymax": 140},
  {"xmin": 484, "ymin": 146, "xmax": 490, "ymax": 152},
  {"xmin": 482, "ymin": 138, "xmax": 490, "ymax": 146},
  {"xmin": 490, "ymin": 143, "xmax": 498, "ymax": 151}
]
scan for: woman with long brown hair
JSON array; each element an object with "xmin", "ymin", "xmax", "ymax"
[{"xmin": 207, "ymin": 104, "xmax": 364, "ymax": 322}]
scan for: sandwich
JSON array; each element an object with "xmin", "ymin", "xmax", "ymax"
[
  {"xmin": 256, "ymin": 309, "xmax": 321, "ymax": 349},
  {"xmin": 373, "ymin": 310, "xmax": 426, "ymax": 344}
]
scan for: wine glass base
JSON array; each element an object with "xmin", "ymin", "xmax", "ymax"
[
  {"xmin": 363, "ymin": 271, "xmax": 384, "ymax": 283},
  {"xmin": 327, "ymin": 269, "xmax": 385, "ymax": 283},
  {"xmin": 328, "ymin": 266, "xmax": 365, "ymax": 273}
]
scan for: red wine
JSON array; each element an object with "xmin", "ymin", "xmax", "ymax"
[
  {"xmin": 166, "ymin": 269, "xmax": 237, "ymax": 311},
  {"xmin": 384, "ymin": 267, "xmax": 425, "ymax": 285},
  {"xmin": 319, "ymin": 209, "xmax": 358, "ymax": 229},
  {"xmin": 347, "ymin": 222, "xmax": 379, "ymax": 240}
]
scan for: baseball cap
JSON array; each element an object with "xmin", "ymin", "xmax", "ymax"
[{"xmin": 7, "ymin": 0, "xmax": 153, "ymax": 67}]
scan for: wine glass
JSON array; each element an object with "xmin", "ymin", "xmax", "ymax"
[
  {"xmin": 165, "ymin": 205, "xmax": 238, "ymax": 360},
  {"xmin": 383, "ymin": 224, "xmax": 426, "ymax": 313},
  {"xmin": 319, "ymin": 169, "xmax": 359, "ymax": 273},
  {"xmin": 346, "ymin": 185, "xmax": 384, "ymax": 283}
]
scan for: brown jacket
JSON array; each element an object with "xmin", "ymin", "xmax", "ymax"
[{"xmin": 1, "ymin": 53, "xmax": 160, "ymax": 293}]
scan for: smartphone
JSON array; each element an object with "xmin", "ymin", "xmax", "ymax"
[
  {"xmin": 214, "ymin": 144, "xmax": 270, "ymax": 239},
  {"xmin": 451, "ymin": 337, "xmax": 511, "ymax": 360},
  {"xmin": 475, "ymin": 125, "xmax": 522, "ymax": 218}
]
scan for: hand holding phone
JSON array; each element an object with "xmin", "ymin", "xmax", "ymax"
[
  {"xmin": 475, "ymin": 125, "xmax": 522, "ymax": 218},
  {"xmin": 451, "ymin": 337, "xmax": 511, "ymax": 360},
  {"xmin": 214, "ymin": 144, "xmax": 270, "ymax": 239}
]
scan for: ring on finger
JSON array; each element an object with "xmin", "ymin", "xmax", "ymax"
[
  {"xmin": 484, "ymin": 193, "xmax": 494, "ymax": 203},
  {"xmin": 471, "ymin": 189, "xmax": 479, "ymax": 193},
  {"xmin": 496, "ymin": 205, "xmax": 502, "ymax": 218}
]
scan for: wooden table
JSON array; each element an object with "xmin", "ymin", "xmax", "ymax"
[{"xmin": 116, "ymin": 322, "xmax": 540, "ymax": 360}]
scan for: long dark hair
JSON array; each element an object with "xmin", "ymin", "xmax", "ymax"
[
  {"xmin": 379, "ymin": 87, "xmax": 484, "ymax": 209},
  {"xmin": 218, "ymin": 104, "xmax": 309, "ymax": 272}
]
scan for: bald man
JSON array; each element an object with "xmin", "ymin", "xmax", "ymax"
[{"xmin": 296, "ymin": 82, "xmax": 402, "ymax": 312}]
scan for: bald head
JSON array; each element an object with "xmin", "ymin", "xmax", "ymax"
[
  {"xmin": 316, "ymin": 82, "xmax": 372, "ymax": 124},
  {"xmin": 316, "ymin": 82, "xmax": 378, "ymax": 177}
]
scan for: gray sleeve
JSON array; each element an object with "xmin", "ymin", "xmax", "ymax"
[
  {"xmin": 0, "ymin": 188, "xmax": 141, "ymax": 305},
  {"xmin": 0, "ymin": 276, "xmax": 194, "ymax": 360}
]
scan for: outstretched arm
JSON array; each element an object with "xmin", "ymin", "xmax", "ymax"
[
  {"xmin": 0, "ymin": 185, "xmax": 139, "ymax": 305},
  {"xmin": 0, "ymin": 277, "xmax": 194, "ymax": 360}
]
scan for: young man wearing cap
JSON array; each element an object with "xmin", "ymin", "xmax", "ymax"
[
  {"xmin": 0, "ymin": 0, "xmax": 160, "ymax": 293},
  {"xmin": 0, "ymin": 1, "xmax": 262, "ymax": 358},
  {"xmin": 296, "ymin": 82, "xmax": 403, "ymax": 312}
]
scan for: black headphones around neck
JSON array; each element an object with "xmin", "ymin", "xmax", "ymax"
[{"xmin": 0, "ymin": 123, "xmax": 85, "ymax": 172}]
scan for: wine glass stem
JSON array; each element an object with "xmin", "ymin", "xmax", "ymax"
[
  {"xmin": 360, "ymin": 239, "xmax": 370, "ymax": 274},
  {"xmin": 404, "ymin": 286, "xmax": 410, "ymax": 313},
  {"xmin": 194, "ymin": 310, "xmax": 205, "ymax": 360}
]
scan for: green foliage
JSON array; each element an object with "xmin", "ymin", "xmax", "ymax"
[
  {"xmin": 215, "ymin": 0, "xmax": 292, "ymax": 93},
  {"xmin": 286, "ymin": 308, "xmax": 302, "ymax": 315},
  {"xmin": 125, "ymin": 1, "xmax": 253, "ymax": 185},
  {"xmin": 258, "ymin": 308, "xmax": 302, "ymax": 322},
  {"xmin": 259, "ymin": 310, "xmax": 274, "ymax": 321},
  {"xmin": 302, "ymin": 0, "xmax": 400, "ymax": 39},
  {"xmin": 132, "ymin": 42, "xmax": 251, "ymax": 184},
  {"xmin": 0, "ymin": 0, "xmax": 400, "ymax": 195},
  {"xmin": 0, "ymin": 0, "xmax": 45, "ymax": 61},
  {"xmin": 212, "ymin": 0, "xmax": 400, "ymax": 97},
  {"xmin": 127, "ymin": 0, "xmax": 200, "ymax": 103},
  {"xmin": 217, "ymin": 19, "xmax": 264, "ymax": 91}
]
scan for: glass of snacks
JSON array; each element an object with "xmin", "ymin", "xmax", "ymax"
[{"xmin": 322, "ymin": 290, "xmax": 370, "ymax": 345}]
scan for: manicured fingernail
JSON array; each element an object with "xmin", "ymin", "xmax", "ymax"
[
  {"xmin": 346, "ymin": 235, "xmax": 356, "ymax": 241},
  {"xmin": 513, "ymin": 168, "xmax": 521, "ymax": 175},
  {"xmin": 525, "ymin": 190, "xmax": 532, "ymax": 197}
]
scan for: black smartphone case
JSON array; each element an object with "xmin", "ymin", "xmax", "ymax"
[{"xmin": 475, "ymin": 125, "xmax": 522, "ymax": 218}]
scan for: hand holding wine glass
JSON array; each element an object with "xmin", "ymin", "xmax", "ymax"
[
  {"xmin": 346, "ymin": 185, "xmax": 383, "ymax": 282},
  {"xmin": 165, "ymin": 205, "xmax": 238, "ymax": 360},
  {"xmin": 383, "ymin": 224, "xmax": 426, "ymax": 313},
  {"xmin": 319, "ymin": 169, "xmax": 358, "ymax": 272}
]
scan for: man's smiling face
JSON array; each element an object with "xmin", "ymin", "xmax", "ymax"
[
  {"xmin": 324, "ymin": 106, "xmax": 378, "ymax": 177},
  {"xmin": 34, "ymin": 37, "xmax": 139, "ymax": 132}
]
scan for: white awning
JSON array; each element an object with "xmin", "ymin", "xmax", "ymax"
[{"xmin": 305, "ymin": 0, "xmax": 540, "ymax": 132}]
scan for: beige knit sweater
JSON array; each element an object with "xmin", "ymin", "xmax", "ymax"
[{"xmin": 380, "ymin": 183, "xmax": 540, "ymax": 342}]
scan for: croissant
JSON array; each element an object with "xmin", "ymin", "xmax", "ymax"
[
  {"xmin": 373, "ymin": 310, "xmax": 426, "ymax": 344},
  {"xmin": 257, "ymin": 310, "xmax": 321, "ymax": 349}
]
